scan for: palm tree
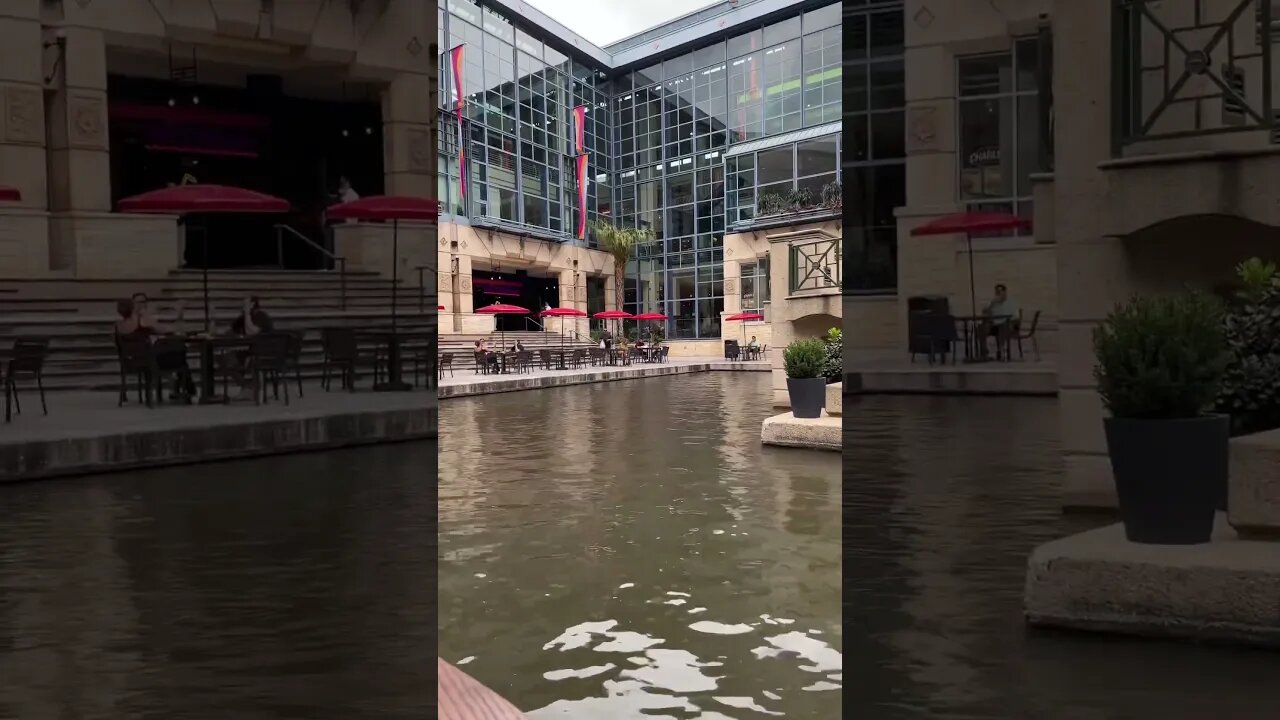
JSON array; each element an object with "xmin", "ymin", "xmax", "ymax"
[{"xmin": 589, "ymin": 219, "xmax": 653, "ymax": 316}]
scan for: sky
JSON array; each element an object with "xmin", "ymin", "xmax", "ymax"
[{"xmin": 522, "ymin": 0, "xmax": 719, "ymax": 47}]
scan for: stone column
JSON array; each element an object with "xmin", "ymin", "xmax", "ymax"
[
  {"xmin": 46, "ymin": 26, "xmax": 110, "ymax": 214},
  {"xmin": 381, "ymin": 73, "xmax": 435, "ymax": 198},
  {"xmin": 0, "ymin": 3, "xmax": 50, "ymax": 276}
]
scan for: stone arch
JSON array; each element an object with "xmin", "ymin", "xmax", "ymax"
[
  {"xmin": 790, "ymin": 312, "xmax": 840, "ymax": 342},
  {"xmin": 1121, "ymin": 213, "xmax": 1280, "ymax": 297}
]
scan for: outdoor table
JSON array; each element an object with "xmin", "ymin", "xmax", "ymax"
[
  {"xmin": 186, "ymin": 334, "xmax": 251, "ymax": 404},
  {"xmin": 358, "ymin": 328, "xmax": 432, "ymax": 391},
  {"xmin": 953, "ymin": 315, "xmax": 1012, "ymax": 363},
  {"xmin": 608, "ymin": 348, "xmax": 631, "ymax": 366},
  {"xmin": 548, "ymin": 349, "xmax": 568, "ymax": 369},
  {"xmin": 741, "ymin": 346, "xmax": 762, "ymax": 361}
]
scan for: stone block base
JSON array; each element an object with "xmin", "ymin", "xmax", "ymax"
[
  {"xmin": 761, "ymin": 411, "xmax": 840, "ymax": 451},
  {"xmin": 1229, "ymin": 428, "xmax": 1280, "ymax": 538},
  {"xmin": 1025, "ymin": 515, "xmax": 1280, "ymax": 648}
]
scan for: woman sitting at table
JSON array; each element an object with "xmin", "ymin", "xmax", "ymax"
[{"xmin": 114, "ymin": 297, "xmax": 194, "ymax": 398}]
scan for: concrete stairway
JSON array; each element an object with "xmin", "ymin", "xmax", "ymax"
[{"xmin": 0, "ymin": 270, "xmax": 434, "ymax": 391}]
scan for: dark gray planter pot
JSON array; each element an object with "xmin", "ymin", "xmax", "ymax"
[
  {"xmin": 1104, "ymin": 415, "xmax": 1228, "ymax": 545},
  {"xmin": 787, "ymin": 377, "xmax": 826, "ymax": 419}
]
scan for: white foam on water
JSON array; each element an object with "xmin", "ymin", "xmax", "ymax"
[
  {"xmin": 620, "ymin": 648, "xmax": 722, "ymax": 694},
  {"xmin": 828, "ymin": 673, "xmax": 841, "ymax": 681},
  {"xmin": 763, "ymin": 631, "xmax": 842, "ymax": 673},
  {"xmin": 618, "ymin": 582, "xmax": 635, "ymax": 589},
  {"xmin": 689, "ymin": 621, "xmax": 754, "ymax": 635},
  {"xmin": 543, "ymin": 663, "xmax": 616, "ymax": 681},
  {"xmin": 543, "ymin": 620, "xmax": 618, "ymax": 651},
  {"xmin": 664, "ymin": 598, "xmax": 687, "ymax": 606},
  {"xmin": 802, "ymin": 681, "xmax": 841, "ymax": 692},
  {"xmin": 593, "ymin": 631, "xmax": 665, "ymax": 653},
  {"xmin": 687, "ymin": 607, "xmax": 707, "ymax": 614},
  {"xmin": 666, "ymin": 591, "xmax": 691, "ymax": 597},
  {"xmin": 474, "ymin": 573, "xmax": 487, "ymax": 578},
  {"xmin": 627, "ymin": 656, "xmax": 650, "ymax": 666},
  {"xmin": 526, "ymin": 678, "xmax": 699, "ymax": 719},
  {"xmin": 774, "ymin": 618, "xmax": 795, "ymax": 625},
  {"xmin": 711, "ymin": 529, "xmax": 725, "ymax": 535},
  {"xmin": 762, "ymin": 690, "xmax": 782, "ymax": 701},
  {"xmin": 457, "ymin": 656, "xmax": 475, "ymax": 665},
  {"xmin": 714, "ymin": 696, "xmax": 784, "ymax": 716}
]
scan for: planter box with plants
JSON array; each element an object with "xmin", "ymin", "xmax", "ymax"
[
  {"xmin": 784, "ymin": 338, "xmax": 828, "ymax": 419},
  {"xmin": 1093, "ymin": 291, "xmax": 1230, "ymax": 545}
]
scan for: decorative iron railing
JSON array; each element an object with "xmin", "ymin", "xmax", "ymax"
[
  {"xmin": 1111, "ymin": 0, "xmax": 1278, "ymax": 151},
  {"xmin": 788, "ymin": 237, "xmax": 842, "ymax": 295}
]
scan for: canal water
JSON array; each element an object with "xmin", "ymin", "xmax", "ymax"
[
  {"xmin": 0, "ymin": 443, "xmax": 436, "ymax": 719},
  {"xmin": 847, "ymin": 395, "xmax": 1280, "ymax": 720},
  {"xmin": 439, "ymin": 372, "xmax": 842, "ymax": 717}
]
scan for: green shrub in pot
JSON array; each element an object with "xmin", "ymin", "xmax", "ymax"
[
  {"xmin": 783, "ymin": 338, "xmax": 828, "ymax": 418},
  {"xmin": 1216, "ymin": 257, "xmax": 1280, "ymax": 437},
  {"xmin": 1093, "ymin": 291, "xmax": 1229, "ymax": 544}
]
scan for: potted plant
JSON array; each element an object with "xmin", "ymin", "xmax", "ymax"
[
  {"xmin": 783, "ymin": 338, "xmax": 827, "ymax": 419},
  {"xmin": 1093, "ymin": 292, "xmax": 1229, "ymax": 544}
]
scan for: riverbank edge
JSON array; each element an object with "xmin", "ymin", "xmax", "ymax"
[
  {"xmin": 439, "ymin": 361, "xmax": 770, "ymax": 398},
  {"xmin": 0, "ymin": 406, "xmax": 437, "ymax": 483},
  {"xmin": 1024, "ymin": 514, "xmax": 1280, "ymax": 648}
]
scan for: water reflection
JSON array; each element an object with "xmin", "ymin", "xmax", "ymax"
[
  {"xmin": 439, "ymin": 373, "xmax": 841, "ymax": 717},
  {"xmin": 0, "ymin": 445, "xmax": 435, "ymax": 719},
  {"xmin": 846, "ymin": 396, "xmax": 1280, "ymax": 719}
]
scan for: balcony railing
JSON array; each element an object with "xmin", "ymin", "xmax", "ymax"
[
  {"xmin": 1111, "ymin": 0, "xmax": 1279, "ymax": 152},
  {"xmin": 788, "ymin": 236, "xmax": 841, "ymax": 295}
]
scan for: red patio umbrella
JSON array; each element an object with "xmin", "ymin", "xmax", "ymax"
[
  {"xmin": 326, "ymin": 196, "xmax": 439, "ymax": 336},
  {"xmin": 118, "ymin": 184, "xmax": 291, "ymax": 333},
  {"xmin": 0, "ymin": 185, "xmax": 21, "ymax": 202},
  {"xmin": 476, "ymin": 302, "xmax": 529, "ymax": 349},
  {"xmin": 540, "ymin": 306, "xmax": 587, "ymax": 355},
  {"xmin": 910, "ymin": 211, "xmax": 1031, "ymax": 317},
  {"xmin": 724, "ymin": 311, "xmax": 765, "ymax": 344},
  {"xmin": 593, "ymin": 309, "xmax": 634, "ymax": 345},
  {"xmin": 633, "ymin": 312, "xmax": 667, "ymax": 344}
]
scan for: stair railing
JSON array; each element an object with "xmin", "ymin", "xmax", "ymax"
[{"xmin": 274, "ymin": 224, "xmax": 347, "ymax": 310}]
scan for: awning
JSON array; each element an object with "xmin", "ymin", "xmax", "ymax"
[
  {"xmin": 723, "ymin": 121, "xmax": 841, "ymax": 158},
  {"xmin": 117, "ymin": 185, "xmax": 290, "ymax": 214}
]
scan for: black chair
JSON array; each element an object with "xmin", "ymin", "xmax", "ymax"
[
  {"xmin": 1016, "ymin": 310, "xmax": 1042, "ymax": 361},
  {"xmin": 588, "ymin": 347, "xmax": 605, "ymax": 366},
  {"xmin": 438, "ymin": 351, "xmax": 454, "ymax": 379},
  {"xmin": 473, "ymin": 349, "xmax": 489, "ymax": 374},
  {"xmin": 571, "ymin": 349, "xmax": 587, "ymax": 369},
  {"xmin": 284, "ymin": 330, "xmax": 305, "ymax": 398},
  {"xmin": 249, "ymin": 332, "xmax": 292, "ymax": 405},
  {"xmin": 116, "ymin": 334, "xmax": 158, "ymax": 408},
  {"xmin": 410, "ymin": 338, "xmax": 435, "ymax": 387},
  {"xmin": 515, "ymin": 350, "xmax": 534, "ymax": 374},
  {"xmin": 321, "ymin": 328, "xmax": 362, "ymax": 391},
  {"xmin": 151, "ymin": 335, "xmax": 195, "ymax": 403},
  {"xmin": 5, "ymin": 337, "xmax": 50, "ymax": 422},
  {"xmin": 923, "ymin": 313, "xmax": 960, "ymax": 365}
]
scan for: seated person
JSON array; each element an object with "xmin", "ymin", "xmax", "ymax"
[
  {"xmin": 979, "ymin": 283, "xmax": 1020, "ymax": 358},
  {"xmin": 513, "ymin": 340, "xmax": 526, "ymax": 352},
  {"xmin": 747, "ymin": 335, "xmax": 761, "ymax": 355},
  {"xmin": 230, "ymin": 296, "xmax": 273, "ymax": 336},
  {"xmin": 115, "ymin": 297, "xmax": 194, "ymax": 398}
]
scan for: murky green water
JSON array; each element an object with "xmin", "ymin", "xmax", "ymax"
[{"xmin": 439, "ymin": 372, "xmax": 842, "ymax": 717}]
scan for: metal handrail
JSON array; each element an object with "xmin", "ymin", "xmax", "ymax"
[
  {"xmin": 274, "ymin": 224, "xmax": 347, "ymax": 310},
  {"xmin": 415, "ymin": 265, "xmax": 429, "ymax": 311}
]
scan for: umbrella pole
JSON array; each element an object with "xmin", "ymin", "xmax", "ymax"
[
  {"xmin": 201, "ymin": 222, "xmax": 210, "ymax": 334},
  {"xmin": 391, "ymin": 219, "xmax": 399, "ymax": 334},
  {"xmin": 966, "ymin": 233, "xmax": 977, "ymax": 317}
]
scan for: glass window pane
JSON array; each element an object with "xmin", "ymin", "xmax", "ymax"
[
  {"xmin": 797, "ymin": 136, "xmax": 838, "ymax": 176},
  {"xmin": 868, "ymin": 11, "xmax": 903, "ymax": 57},
  {"xmin": 1016, "ymin": 38, "xmax": 1040, "ymax": 92},
  {"xmin": 958, "ymin": 54, "xmax": 1013, "ymax": 96},
  {"xmin": 802, "ymin": 3, "xmax": 840, "ymax": 34},
  {"xmin": 756, "ymin": 146, "xmax": 793, "ymax": 185},
  {"xmin": 958, "ymin": 97, "xmax": 1014, "ymax": 200},
  {"xmin": 763, "ymin": 16, "xmax": 801, "ymax": 47},
  {"xmin": 727, "ymin": 29, "xmax": 761, "ymax": 58},
  {"xmin": 869, "ymin": 60, "xmax": 904, "ymax": 109},
  {"xmin": 693, "ymin": 42, "xmax": 725, "ymax": 69},
  {"xmin": 1016, "ymin": 94, "xmax": 1041, "ymax": 197},
  {"xmin": 870, "ymin": 111, "xmax": 905, "ymax": 160},
  {"xmin": 665, "ymin": 53, "xmax": 694, "ymax": 78}
]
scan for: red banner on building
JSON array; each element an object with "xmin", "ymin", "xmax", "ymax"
[
  {"xmin": 572, "ymin": 105, "xmax": 587, "ymax": 154},
  {"xmin": 450, "ymin": 44, "xmax": 467, "ymax": 201},
  {"xmin": 576, "ymin": 153, "xmax": 589, "ymax": 240}
]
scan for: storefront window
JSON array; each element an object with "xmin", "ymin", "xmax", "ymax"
[
  {"xmin": 739, "ymin": 257, "xmax": 770, "ymax": 313},
  {"xmin": 956, "ymin": 38, "xmax": 1045, "ymax": 234}
]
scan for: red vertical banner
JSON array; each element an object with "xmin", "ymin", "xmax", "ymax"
[
  {"xmin": 450, "ymin": 45, "xmax": 467, "ymax": 202},
  {"xmin": 576, "ymin": 154, "xmax": 589, "ymax": 240},
  {"xmin": 572, "ymin": 105, "xmax": 587, "ymax": 153}
]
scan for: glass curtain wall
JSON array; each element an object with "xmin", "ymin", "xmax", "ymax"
[
  {"xmin": 614, "ymin": 1, "xmax": 841, "ymax": 339},
  {"xmin": 843, "ymin": 0, "xmax": 905, "ymax": 294},
  {"xmin": 438, "ymin": 0, "xmax": 610, "ymax": 238}
]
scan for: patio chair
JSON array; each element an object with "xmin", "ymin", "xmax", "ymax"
[
  {"xmin": 115, "ymin": 334, "xmax": 157, "ymax": 408},
  {"xmin": 410, "ymin": 338, "xmax": 436, "ymax": 387},
  {"xmin": 571, "ymin": 349, "xmax": 587, "ymax": 369},
  {"xmin": 659, "ymin": 346, "xmax": 670, "ymax": 363},
  {"xmin": 151, "ymin": 335, "xmax": 195, "ymax": 404},
  {"xmin": 538, "ymin": 348, "xmax": 553, "ymax": 370},
  {"xmin": 320, "ymin": 327, "xmax": 362, "ymax": 392},
  {"xmin": 284, "ymin": 329, "xmax": 305, "ymax": 398},
  {"xmin": 438, "ymin": 352, "xmax": 454, "ymax": 379},
  {"xmin": 515, "ymin": 350, "xmax": 534, "ymax": 374},
  {"xmin": 725, "ymin": 343, "xmax": 741, "ymax": 361},
  {"xmin": 473, "ymin": 350, "xmax": 489, "ymax": 374},
  {"xmin": 5, "ymin": 337, "xmax": 50, "ymax": 423},
  {"xmin": 249, "ymin": 331, "xmax": 292, "ymax": 405},
  {"xmin": 588, "ymin": 347, "xmax": 605, "ymax": 366},
  {"xmin": 1015, "ymin": 310, "xmax": 1042, "ymax": 361}
]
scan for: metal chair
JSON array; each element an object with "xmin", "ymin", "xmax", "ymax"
[
  {"xmin": 5, "ymin": 337, "xmax": 50, "ymax": 422},
  {"xmin": 249, "ymin": 332, "xmax": 292, "ymax": 405},
  {"xmin": 116, "ymin": 334, "xmax": 158, "ymax": 408},
  {"xmin": 1015, "ymin": 310, "xmax": 1042, "ymax": 361}
]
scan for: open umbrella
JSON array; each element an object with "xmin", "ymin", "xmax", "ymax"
[
  {"xmin": 593, "ymin": 309, "xmax": 633, "ymax": 344},
  {"xmin": 633, "ymin": 312, "xmax": 667, "ymax": 344},
  {"xmin": 326, "ymin": 196, "xmax": 439, "ymax": 334},
  {"xmin": 475, "ymin": 302, "xmax": 529, "ymax": 350},
  {"xmin": 118, "ymin": 184, "xmax": 290, "ymax": 333},
  {"xmin": 0, "ymin": 186, "xmax": 21, "ymax": 202},
  {"xmin": 910, "ymin": 211, "xmax": 1031, "ymax": 317},
  {"xmin": 540, "ymin": 307, "xmax": 587, "ymax": 356},
  {"xmin": 724, "ymin": 311, "xmax": 764, "ymax": 345}
]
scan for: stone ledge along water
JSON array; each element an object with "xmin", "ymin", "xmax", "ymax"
[{"xmin": 0, "ymin": 386, "xmax": 435, "ymax": 482}]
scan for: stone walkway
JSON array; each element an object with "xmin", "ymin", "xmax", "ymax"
[
  {"xmin": 1, "ymin": 382, "xmax": 435, "ymax": 481},
  {"xmin": 438, "ymin": 357, "xmax": 770, "ymax": 398}
]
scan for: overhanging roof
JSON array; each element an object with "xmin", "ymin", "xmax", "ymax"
[{"xmin": 723, "ymin": 121, "xmax": 840, "ymax": 158}]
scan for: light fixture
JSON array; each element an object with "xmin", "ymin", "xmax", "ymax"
[
  {"xmin": 192, "ymin": 95, "xmax": 200, "ymax": 105},
  {"xmin": 168, "ymin": 98, "xmax": 176, "ymax": 107}
]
